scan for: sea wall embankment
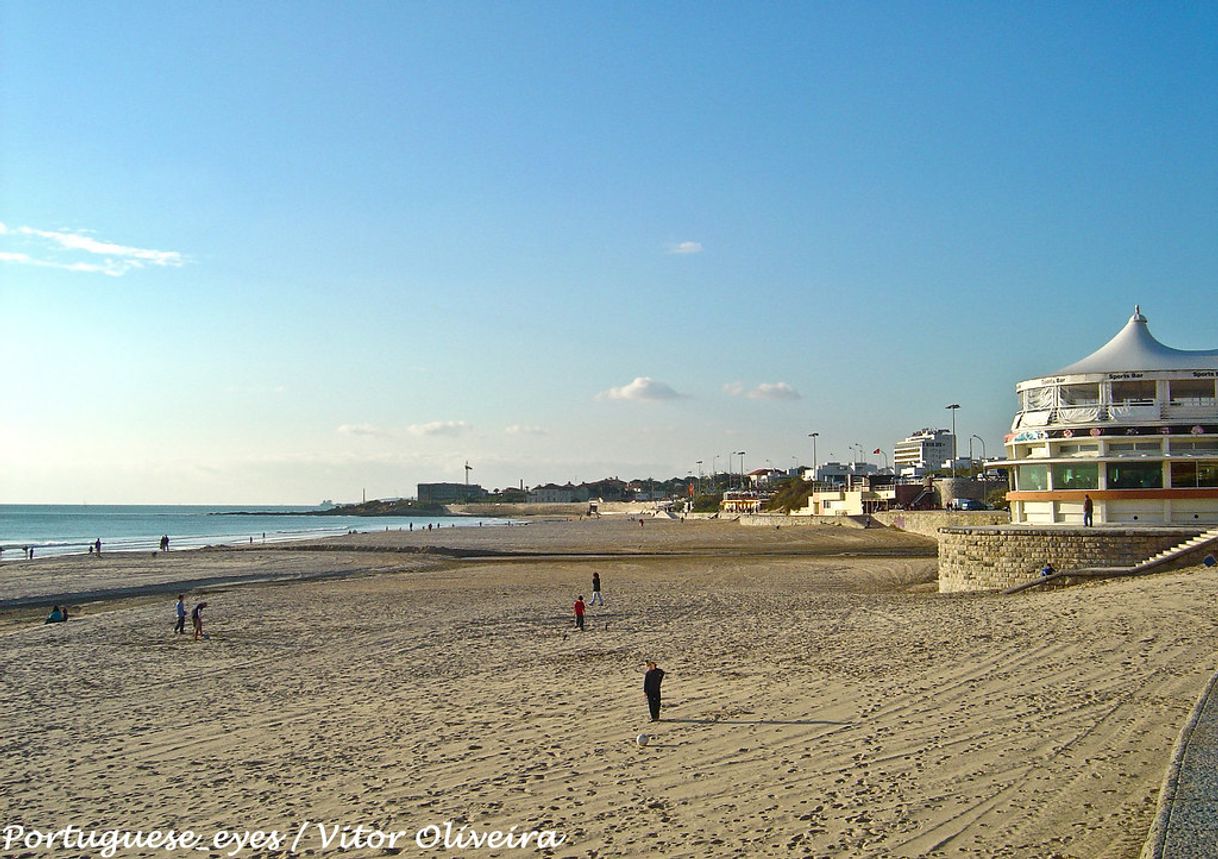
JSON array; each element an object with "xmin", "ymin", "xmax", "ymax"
[{"xmin": 937, "ymin": 527, "xmax": 1207, "ymax": 593}]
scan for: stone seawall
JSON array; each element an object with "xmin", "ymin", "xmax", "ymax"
[
  {"xmin": 738, "ymin": 513, "xmax": 866, "ymax": 528},
  {"xmin": 874, "ymin": 510, "xmax": 1010, "ymax": 540},
  {"xmin": 450, "ymin": 501, "xmax": 654, "ymax": 518},
  {"xmin": 938, "ymin": 527, "xmax": 1205, "ymax": 593}
]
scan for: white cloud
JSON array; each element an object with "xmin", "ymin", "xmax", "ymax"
[
  {"xmin": 598, "ymin": 377, "xmax": 684, "ymax": 401},
  {"xmin": 748, "ymin": 382, "xmax": 802, "ymax": 401},
  {"xmin": 0, "ymin": 222, "xmax": 187, "ymax": 277},
  {"xmin": 724, "ymin": 381, "xmax": 802, "ymax": 400},
  {"xmin": 337, "ymin": 423, "xmax": 394, "ymax": 438},
  {"xmin": 505, "ymin": 424, "xmax": 548, "ymax": 435},
  {"xmin": 407, "ymin": 420, "xmax": 471, "ymax": 436},
  {"xmin": 667, "ymin": 240, "xmax": 703, "ymax": 255}
]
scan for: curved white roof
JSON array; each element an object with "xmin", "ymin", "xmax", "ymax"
[{"xmin": 1053, "ymin": 306, "xmax": 1218, "ymax": 375}]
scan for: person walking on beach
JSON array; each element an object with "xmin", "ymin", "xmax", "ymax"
[
  {"xmin": 174, "ymin": 595, "xmax": 187, "ymax": 634},
  {"xmin": 590, "ymin": 572, "xmax": 604, "ymax": 606},
  {"xmin": 192, "ymin": 602, "xmax": 208, "ymax": 640},
  {"xmin": 573, "ymin": 596, "xmax": 586, "ymax": 631},
  {"xmin": 94, "ymin": 538, "xmax": 102, "ymax": 555},
  {"xmin": 1082, "ymin": 495, "xmax": 1094, "ymax": 527},
  {"xmin": 644, "ymin": 661, "xmax": 665, "ymax": 722}
]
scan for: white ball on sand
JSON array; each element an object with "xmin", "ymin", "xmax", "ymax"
[{"xmin": 636, "ymin": 733, "xmax": 650, "ymax": 747}]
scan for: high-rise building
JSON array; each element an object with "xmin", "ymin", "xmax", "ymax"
[{"xmin": 893, "ymin": 429, "xmax": 954, "ymax": 474}]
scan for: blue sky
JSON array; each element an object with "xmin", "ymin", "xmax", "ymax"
[{"xmin": 2, "ymin": 2, "xmax": 1216, "ymax": 503}]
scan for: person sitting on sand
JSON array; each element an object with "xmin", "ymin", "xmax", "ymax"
[
  {"xmin": 45, "ymin": 605, "xmax": 65, "ymax": 624},
  {"xmin": 192, "ymin": 602, "xmax": 208, "ymax": 640},
  {"xmin": 1041, "ymin": 562, "xmax": 1055, "ymax": 577}
]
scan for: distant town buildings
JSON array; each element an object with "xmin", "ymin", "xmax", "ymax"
[{"xmin": 417, "ymin": 482, "xmax": 487, "ymax": 503}]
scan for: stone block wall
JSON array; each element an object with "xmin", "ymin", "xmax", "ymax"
[
  {"xmin": 938, "ymin": 527, "xmax": 1204, "ymax": 593},
  {"xmin": 874, "ymin": 510, "xmax": 1010, "ymax": 540}
]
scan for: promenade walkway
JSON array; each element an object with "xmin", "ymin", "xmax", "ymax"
[{"xmin": 1144, "ymin": 670, "xmax": 1218, "ymax": 858}]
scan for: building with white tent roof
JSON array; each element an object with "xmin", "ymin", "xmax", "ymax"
[{"xmin": 1005, "ymin": 306, "xmax": 1218, "ymax": 525}]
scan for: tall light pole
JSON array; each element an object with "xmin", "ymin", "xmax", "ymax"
[
  {"xmin": 695, "ymin": 460, "xmax": 703, "ymax": 494},
  {"xmin": 737, "ymin": 451, "xmax": 746, "ymax": 492},
  {"xmin": 808, "ymin": 433, "xmax": 819, "ymax": 483},
  {"xmin": 712, "ymin": 455, "xmax": 719, "ymax": 489},
  {"xmin": 945, "ymin": 403, "xmax": 961, "ymax": 477}
]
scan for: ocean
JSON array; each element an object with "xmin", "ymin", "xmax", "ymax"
[{"xmin": 0, "ymin": 504, "xmax": 514, "ymax": 559}]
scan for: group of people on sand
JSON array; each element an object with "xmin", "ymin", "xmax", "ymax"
[
  {"xmin": 570, "ymin": 573, "xmax": 666, "ymax": 722},
  {"xmin": 572, "ymin": 571, "xmax": 604, "ymax": 630},
  {"xmin": 175, "ymin": 595, "xmax": 208, "ymax": 640}
]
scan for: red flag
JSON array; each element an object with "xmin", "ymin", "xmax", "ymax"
[{"xmin": 872, "ymin": 448, "xmax": 881, "ymax": 454}]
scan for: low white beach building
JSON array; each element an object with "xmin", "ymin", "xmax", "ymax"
[{"xmin": 1005, "ymin": 306, "xmax": 1218, "ymax": 525}]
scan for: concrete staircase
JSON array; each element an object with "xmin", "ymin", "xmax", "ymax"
[
  {"xmin": 1006, "ymin": 527, "xmax": 1218, "ymax": 594},
  {"xmin": 1134, "ymin": 527, "xmax": 1218, "ymax": 571}
]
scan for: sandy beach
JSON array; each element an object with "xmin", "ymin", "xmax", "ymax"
[{"xmin": 3, "ymin": 517, "xmax": 1217, "ymax": 858}]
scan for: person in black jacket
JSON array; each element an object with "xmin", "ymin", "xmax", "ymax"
[{"xmin": 644, "ymin": 661, "xmax": 665, "ymax": 722}]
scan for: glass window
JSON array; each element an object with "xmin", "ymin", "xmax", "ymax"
[
  {"xmin": 1111, "ymin": 380, "xmax": 1156, "ymax": 404},
  {"xmin": 1107, "ymin": 461, "xmax": 1163, "ymax": 489},
  {"xmin": 1057, "ymin": 443, "xmax": 1099, "ymax": 457},
  {"xmin": 1059, "ymin": 384, "xmax": 1100, "ymax": 406},
  {"xmin": 1169, "ymin": 379, "xmax": 1216, "ymax": 406},
  {"xmin": 1052, "ymin": 463, "xmax": 1098, "ymax": 490},
  {"xmin": 1172, "ymin": 440, "xmax": 1218, "ymax": 453},
  {"xmin": 1109, "ymin": 441, "xmax": 1162, "ymax": 455},
  {"xmin": 1020, "ymin": 387, "xmax": 1054, "ymax": 411},
  {"xmin": 1018, "ymin": 464, "xmax": 1048, "ymax": 491},
  {"xmin": 1171, "ymin": 461, "xmax": 1218, "ymax": 488}
]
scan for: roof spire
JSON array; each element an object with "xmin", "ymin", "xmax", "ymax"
[{"xmin": 1133, "ymin": 304, "xmax": 1145, "ymax": 322}]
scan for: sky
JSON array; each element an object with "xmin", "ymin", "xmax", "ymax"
[{"xmin": 2, "ymin": 2, "xmax": 1216, "ymax": 504}]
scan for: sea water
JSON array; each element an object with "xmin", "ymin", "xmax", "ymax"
[{"xmin": 0, "ymin": 504, "xmax": 513, "ymax": 559}]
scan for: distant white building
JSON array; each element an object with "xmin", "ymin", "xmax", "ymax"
[
  {"xmin": 528, "ymin": 483, "xmax": 582, "ymax": 503},
  {"xmin": 894, "ymin": 429, "xmax": 955, "ymax": 475},
  {"xmin": 803, "ymin": 461, "xmax": 877, "ymax": 486}
]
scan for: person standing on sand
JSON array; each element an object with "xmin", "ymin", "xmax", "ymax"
[
  {"xmin": 644, "ymin": 661, "xmax": 665, "ymax": 722},
  {"xmin": 94, "ymin": 538, "xmax": 102, "ymax": 555},
  {"xmin": 590, "ymin": 572, "xmax": 603, "ymax": 606},
  {"xmin": 574, "ymin": 596, "xmax": 586, "ymax": 631},
  {"xmin": 175, "ymin": 595, "xmax": 187, "ymax": 634},
  {"xmin": 192, "ymin": 602, "xmax": 208, "ymax": 640}
]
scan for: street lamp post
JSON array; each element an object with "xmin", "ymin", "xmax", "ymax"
[
  {"xmin": 808, "ymin": 433, "xmax": 819, "ymax": 484},
  {"xmin": 712, "ymin": 455, "xmax": 719, "ymax": 490},
  {"xmin": 737, "ymin": 451, "xmax": 746, "ymax": 492},
  {"xmin": 945, "ymin": 404, "xmax": 961, "ymax": 477},
  {"xmin": 695, "ymin": 460, "xmax": 703, "ymax": 494}
]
